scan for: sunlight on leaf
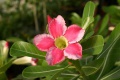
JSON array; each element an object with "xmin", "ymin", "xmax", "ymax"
[
  {"xmin": 10, "ymin": 41, "xmax": 45, "ymax": 59},
  {"xmin": 82, "ymin": 1, "xmax": 95, "ymax": 29}
]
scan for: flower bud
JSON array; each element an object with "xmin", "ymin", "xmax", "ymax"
[
  {"xmin": 13, "ymin": 56, "xmax": 38, "ymax": 66},
  {"xmin": 0, "ymin": 40, "xmax": 9, "ymax": 66}
]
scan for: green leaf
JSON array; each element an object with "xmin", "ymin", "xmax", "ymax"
[
  {"xmin": 103, "ymin": 6, "xmax": 120, "ymax": 15},
  {"xmin": 69, "ymin": 76, "xmax": 80, "ymax": 80},
  {"xmin": 97, "ymin": 14, "xmax": 109, "ymax": 35},
  {"xmin": 57, "ymin": 75, "xmax": 79, "ymax": 80},
  {"xmin": 97, "ymin": 23, "xmax": 120, "ymax": 58},
  {"xmin": 118, "ymin": 0, "xmax": 120, "ymax": 5},
  {"xmin": 54, "ymin": 67, "xmax": 79, "ymax": 80},
  {"xmin": 82, "ymin": 35, "xmax": 104, "ymax": 55},
  {"xmin": 22, "ymin": 66, "xmax": 66, "ymax": 79},
  {"xmin": 0, "ymin": 58, "xmax": 15, "ymax": 72},
  {"xmin": 93, "ymin": 15, "xmax": 101, "ymax": 28},
  {"xmin": 100, "ymin": 67, "xmax": 120, "ymax": 80},
  {"xmin": 12, "ymin": 74, "xmax": 36, "ymax": 80},
  {"xmin": 10, "ymin": 41, "xmax": 45, "ymax": 59},
  {"xmin": 83, "ymin": 26, "xmax": 94, "ymax": 40},
  {"xmin": 82, "ymin": 16, "xmax": 94, "ymax": 29},
  {"xmin": 69, "ymin": 60, "xmax": 88, "ymax": 80},
  {"xmin": 102, "ymin": 6, "xmax": 120, "ymax": 25},
  {"xmin": 69, "ymin": 60, "xmax": 81, "ymax": 72},
  {"xmin": 82, "ymin": 1, "xmax": 95, "ymax": 20},
  {"xmin": 82, "ymin": 1, "xmax": 95, "ymax": 29},
  {"xmin": 50, "ymin": 65, "xmax": 69, "ymax": 80},
  {"xmin": 96, "ymin": 23, "xmax": 120, "ymax": 80},
  {"xmin": 0, "ymin": 58, "xmax": 15, "ymax": 80},
  {"xmin": 82, "ymin": 58, "xmax": 103, "ymax": 76},
  {"xmin": 70, "ymin": 12, "xmax": 82, "ymax": 26},
  {"xmin": 84, "ymin": 31, "xmax": 94, "ymax": 40},
  {"xmin": 115, "ymin": 61, "xmax": 120, "ymax": 66}
]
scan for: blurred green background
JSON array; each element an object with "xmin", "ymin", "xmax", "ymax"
[{"xmin": 0, "ymin": 0, "xmax": 119, "ymax": 41}]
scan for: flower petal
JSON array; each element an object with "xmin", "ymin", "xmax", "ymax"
[
  {"xmin": 64, "ymin": 43, "xmax": 82, "ymax": 60},
  {"xmin": 33, "ymin": 34, "xmax": 54, "ymax": 51},
  {"xmin": 48, "ymin": 15, "xmax": 67, "ymax": 38},
  {"xmin": 64, "ymin": 24, "xmax": 85, "ymax": 43},
  {"xmin": 47, "ymin": 15, "xmax": 52, "ymax": 23},
  {"xmin": 31, "ymin": 58, "xmax": 38, "ymax": 66},
  {"xmin": 46, "ymin": 47, "xmax": 65, "ymax": 65}
]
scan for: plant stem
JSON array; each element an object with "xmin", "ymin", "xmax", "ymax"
[{"xmin": 33, "ymin": 1, "xmax": 39, "ymax": 33}]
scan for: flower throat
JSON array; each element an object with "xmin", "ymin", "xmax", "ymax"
[{"xmin": 55, "ymin": 36, "xmax": 68, "ymax": 50}]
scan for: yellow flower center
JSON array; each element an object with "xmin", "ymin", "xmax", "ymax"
[{"xmin": 55, "ymin": 36, "xmax": 68, "ymax": 50}]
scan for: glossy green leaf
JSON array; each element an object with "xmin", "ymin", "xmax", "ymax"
[
  {"xmin": 82, "ymin": 35, "xmax": 104, "ymax": 55},
  {"xmin": 82, "ymin": 58, "xmax": 103, "ymax": 76},
  {"xmin": 82, "ymin": 1, "xmax": 95, "ymax": 20},
  {"xmin": 100, "ymin": 67, "xmax": 120, "ymax": 80},
  {"xmin": 82, "ymin": 1, "xmax": 95, "ymax": 29},
  {"xmin": 10, "ymin": 41, "xmax": 45, "ymax": 59},
  {"xmin": 50, "ymin": 65, "xmax": 69, "ymax": 80},
  {"xmin": 82, "ymin": 16, "xmax": 94, "ymax": 29},
  {"xmin": 96, "ymin": 24, "xmax": 120, "ymax": 80},
  {"xmin": 22, "ymin": 66, "xmax": 66, "ymax": 79},
  {"xmin": 97, "ymin": 14, "xmax": 109, "ymax": 35}
]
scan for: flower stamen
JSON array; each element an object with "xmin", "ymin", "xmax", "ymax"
[{"xmin": 55, "ymin": 36, "xmax": 68, "ymax": 50}]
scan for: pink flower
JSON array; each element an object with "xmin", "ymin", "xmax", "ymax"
[
  {"xmin": 31, "ymin": 58, "xmax": 38, "ymax": 66},
  {"xmin": 33, "ymin": 15, "xmax": 85, "ymax": 65}
]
